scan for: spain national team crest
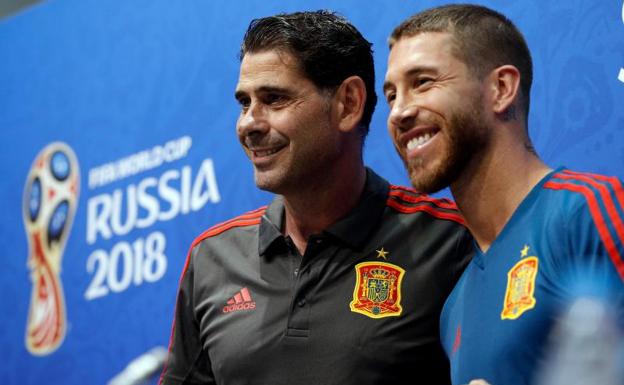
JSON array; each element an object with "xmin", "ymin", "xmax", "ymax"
[
  {"xmin": 350, "ymin": 261, "xmax": 405, "ymax": 318},
  {"xmin": 501, "ymin": 246, "xmax": 539, "ymax": 320}
]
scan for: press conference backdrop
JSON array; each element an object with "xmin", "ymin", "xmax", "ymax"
[{"xmin": 1, "ymin": 1, "xmax": 623, "ymax": 384}]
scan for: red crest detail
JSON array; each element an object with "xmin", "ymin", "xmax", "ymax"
[{"xmin": 350, "ymin": 262, "xmax": 405, "ymax": 318}]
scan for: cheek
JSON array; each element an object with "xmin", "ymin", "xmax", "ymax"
[
  {"xmin": 388, "ymin": 129, "xmax": 402, "ymax": 152},
  {"xmin": 287, "ymin": 111, "xmax": 321, "ymax": 137},
  {"xmin": 236, "ymin": 131, "xmax": 246, "ymax": 147},
  {"xmin": 420, "ymin": 89, "xmax": 463, "ymax": 116},
  {"xmin": 386, "ymin": 117, "xmax": 395, "ymax": 135},
  {"xmin": 235, "ymin": 117, "xmax": 244, "ymax": 137}
]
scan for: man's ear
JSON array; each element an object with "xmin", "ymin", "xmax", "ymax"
[
  {"xmin": 334, "ymin": 76, "xmax": 366, "ymax": 133},
  {"xmin": 488, "ymin": 65, "xmax": 521, "ymax": 118}
]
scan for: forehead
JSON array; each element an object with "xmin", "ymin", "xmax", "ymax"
[
  {"xmin": 385, "ymin": 32, "xmax": 462, "ymax": 80},
  {"xmin": 236, "ymin": 50, "xmax": 308, "ymax": 91}
]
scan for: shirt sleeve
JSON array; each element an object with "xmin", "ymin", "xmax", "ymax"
[
  {"xmin": 160, "ymin": 245, "xmax": 216, "ymax": 385},
  {"xmin": 562, "ymin": 183, "xmax": 624, "ymax": 325}
]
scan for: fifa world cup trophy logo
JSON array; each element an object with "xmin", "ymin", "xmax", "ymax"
[{"xmin": 23, "ymin": 142, "xmax": 80, "ymax": 355}]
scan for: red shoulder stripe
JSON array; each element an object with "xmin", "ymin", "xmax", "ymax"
[
  {"xmin": 562, "ymin": 170, "xmax": 624, "ymax": 213},
  {"xmin": 193, "ymin": 206, "xmax": 266, "ymax": 240},
  {"xmin": 171, "ymin": 209, "xmax": 264, "ymax": 304},
  {"xmin": 544, "ymin": 180, "xmax": 624, "ymax": 281},
  {"xmin": 389, "ymin": 184, "xmax": 417, "ymax": 193},
  {"xmin": 388, "ymin": 188, "xmax": 459, "ymax": 210},
  {"xmin": 202, "ymin": 206, "xmax": 266, "ymax": 234},
  {"xmin": 184, "ymin": 207, "xmax": 266, "ymax": 287},
  {"xmin": 553, "ymin": 172, "xmax": 624, "ymax": 252},
  {"xmin": 386, "ymin": 198, "xmax": 466, "ymax": 226},
  {"xmin": 200, "ymin": 217, "xmax": 262, "ymax": 239}
]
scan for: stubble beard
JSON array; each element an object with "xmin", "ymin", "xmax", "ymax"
[
  {"xmin": 253, "ymin": 109, "xmax": 339, "ymax": 196},
  {"xmin": 408, "ymin": 100, "xmax": 489, "ymax": 194}
]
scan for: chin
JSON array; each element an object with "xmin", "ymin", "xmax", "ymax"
[
  {"xmin": 254, "ymin": 177, "xmax": 278, "ymax": 193},
  {"xmin": 410, "ymin": 176, "xmax": 444, "ymax": 194},
  {"xmin": 254, "ymin": 170, "xmax": 287, "ymax": 194},
  {"xmin": 407, "ymin": 161, "xmax": 452, "ymax": 194}
]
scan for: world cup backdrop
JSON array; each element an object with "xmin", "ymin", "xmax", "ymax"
[{"xmin": 1, "ymin": 1, "xmax": 623, "ymax": 384}]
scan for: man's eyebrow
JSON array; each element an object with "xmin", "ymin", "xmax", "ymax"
[
  {"xmin": 382, "ymin": 80, "xmax": 395, "ymax": 94},
  {"xmin": 234, "ymin": 90, "xmax": 247, "ymax": 101},
  {"xmin": 234, "ymin": 86, "xmax": 292, "ymax": 101},
  {"xmin": 383, "ymin": 66, "xmax": 439, "ymax": 93},
  {"xmin": 261, "ymin": 85, "xmax": 290, "ymax": 92}
]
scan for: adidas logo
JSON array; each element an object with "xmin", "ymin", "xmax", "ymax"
[{"xmin": 222, "ymin": 287, "xmax": 256, "ymax": 313}]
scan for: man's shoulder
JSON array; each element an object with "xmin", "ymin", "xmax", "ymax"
[
  {"xmin": 539, "ymin": 169, "xmax": 624, "ymax": 252},
  {"xmin": 541, "ymin": 169, "xmax": 623, "ymax": 214},
  {"xmin": 385, "ymin": 184, "xmax": 466, "ymax": 227},
  {"xmin": 190, "ymin": 206, "xmax": 267, "ymax": 248},
  {"xmin": 539, "ymin": 169, "xmax": 624, "ymax": 284}
]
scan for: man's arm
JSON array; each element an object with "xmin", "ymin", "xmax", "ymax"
[{"xmin": 159, "ymin": 247, "xmax": 216, "ymax": 385}]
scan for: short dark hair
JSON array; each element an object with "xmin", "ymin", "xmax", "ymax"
[
  {"xmin": 240, "ymin": 10, "xmax": 377, "ymax": 136},
  {"xmin": 390, "ymin": 4, "xmax": 533, "ymax": 120}
]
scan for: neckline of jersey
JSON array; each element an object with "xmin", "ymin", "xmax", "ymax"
[{"xmin": 471, "ymin": 166, "xmax": 565, "ymax": 269}]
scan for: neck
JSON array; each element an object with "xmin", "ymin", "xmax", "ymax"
[
  {"xmin": 283, "ymin": 163, "xmax": 367, "ymax": 254},
  {"xmin": 451, "ymin": 131, "xmax": 551, "ymax": 252}
]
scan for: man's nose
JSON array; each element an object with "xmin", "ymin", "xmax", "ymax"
[
  {"xmin": 237, "ymin": 103, "xmax": 270, "ymax": 138},
  {"xmin": 388, "ymin": 98, "xmax": 419, "ymax": 131}
]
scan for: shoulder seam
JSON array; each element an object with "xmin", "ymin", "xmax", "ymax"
[
  {"xmin": 548, "ymin": 172, "xmax": 624, "ymax": 243},
  {"xmin": 544, "ymin": 177, "xmax": 624, "ymax": 281},
  {"xmin": 386, "ymin": 197, "xmax": 466, "ymax": 226},
  {"xmin": 388, "ymin": 185, "xmax": 459, "ymax": 211},
  {"xmin": 191, "ymin": 206, "xmax": 267, "ymax": 248}
]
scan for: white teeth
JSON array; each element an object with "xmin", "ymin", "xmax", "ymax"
[
  {"xmin": 255, "ymin": 148, "xmax": 280, "ymax": 157},
  {"xmin": 407, "ymin": 133, "xmax": 433, "ymax": 150}
]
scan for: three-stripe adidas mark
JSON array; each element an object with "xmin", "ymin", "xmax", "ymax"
[{"xmin": 222, "ymin": 287, "xmax": 256, "ymax": 313}]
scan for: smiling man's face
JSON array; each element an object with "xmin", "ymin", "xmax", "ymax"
[
  {"xmin": 384, "ymin": 32, "xmax": 490, "ymax": 193},
  {"xmin": 235, "ymin": 50, "xmax": 343, "ymax": 194}
]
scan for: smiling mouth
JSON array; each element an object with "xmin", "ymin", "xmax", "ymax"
[
  {"xmin": 406, "ymin": 130, "xmax": 437, "ymax": 151},
  {"xmin": 253, "ymin": 148, "xmax": 282, "ymax": 157},
  {"xmin": 249, "ymin": 143, "xmax": 287, "ymax": 161}
]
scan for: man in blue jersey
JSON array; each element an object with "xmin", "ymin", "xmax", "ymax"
[{"xmin": 384, "ymin": 4, "xmax": 624, "ymax": 385}]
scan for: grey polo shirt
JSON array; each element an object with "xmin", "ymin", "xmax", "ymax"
[{"xmin": 161, "ymin": 168, "xmax": 473, "ymax": 385}]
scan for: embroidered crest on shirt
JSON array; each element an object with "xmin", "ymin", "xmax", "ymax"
[
  {"xmin": 501, "ymin": 245, "xmax": 539, "ymax": 320},
  {"xmin": 350, "ymin": 261, "xmax": 404, "ymax": 318}
]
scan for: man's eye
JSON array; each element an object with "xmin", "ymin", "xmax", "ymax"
[
  {"xmin": 265, "ymin": 94, "xmax": 286, "ymax": 105},
  {"xmin": 238, "ymin": 99, "xmax": 250, "ymax": 111},
  {"xmin": 416, "ymin": 78, "xmax": 434, "ymax": 88},
  {"xmin": 385, "ymin": 92, "xmax": 396, "ymax": 105}
]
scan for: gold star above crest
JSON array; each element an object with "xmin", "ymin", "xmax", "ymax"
[
  {"xmin": 376, "ymin": 247, "xmax": 389, "ymax": 260},
  {"xmin": 520, "ymin": 245, "xmax": 530, "ymax": 258}
]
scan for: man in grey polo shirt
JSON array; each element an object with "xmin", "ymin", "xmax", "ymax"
[{"xmin": 160, "ymin": 10, "xmax": 472, "ymax": 385}]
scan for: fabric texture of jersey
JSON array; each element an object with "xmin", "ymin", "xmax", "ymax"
[
  {"xmin": 160, "ymin": 168, "xmax": 473, "ymax": 385},
  {"xmin": 440, "ymin": 168, "xmax": 624, "ymax": 385}
]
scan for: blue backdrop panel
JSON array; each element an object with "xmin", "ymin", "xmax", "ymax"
[{"xmin": 1, "ymin": 1, "xmax": 623, "ymax": 384}]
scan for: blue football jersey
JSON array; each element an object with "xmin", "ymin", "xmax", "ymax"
[{"xmin": 440, "ymin": 169, "xmax": 624, "ymax": 385}]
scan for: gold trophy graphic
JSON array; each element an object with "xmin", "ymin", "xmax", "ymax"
[{"xmin": 23, "ymin": 142, "xmax": 79, "ymax": 355}]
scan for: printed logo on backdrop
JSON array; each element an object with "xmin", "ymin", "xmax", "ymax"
[
  {"xmin": 85, "ymin": 136, "xmax": 220, "ymax": 301},
  {"xmin": 22, "ymin": 136, "xmax": 221, "ymax": 356},
  {"xmin": 23, "ymin": 142, "xmax": 80, "ymax": 356}
]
